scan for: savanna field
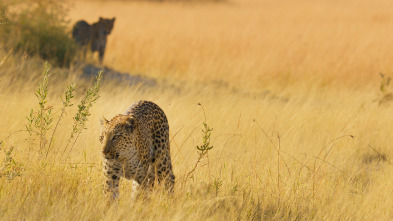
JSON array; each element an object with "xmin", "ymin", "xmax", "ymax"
[{"xmin": 1, "ymin": 0, "xmax": 393, "ymax": 220}]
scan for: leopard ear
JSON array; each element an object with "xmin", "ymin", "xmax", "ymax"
[
  {"xmin": 124, "ymin": 117, "xmax": 135, "ymax": 131},
  {"xmin": 99, "ymin": 17, "xmax": 103, "ymax": 21},
  {"xmin": 112, "ymin": 17, "xmax": 116, "ymax": 22},
  {"xmin": 100, "ymin": 116, "xmax": 109, "ymax": 126}
]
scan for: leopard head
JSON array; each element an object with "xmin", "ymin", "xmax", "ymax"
[
  {"xmin": 99, "ymin": 17, "xmax": 116, "ymax": 35},
  {"xmin": 99, "ymin": 114, "xmax": 136, "ymax": 161}
]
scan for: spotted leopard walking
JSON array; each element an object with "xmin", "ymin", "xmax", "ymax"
[{"xmin": 99, "ymin": 100, "xmax": 175, "ymax": 200}]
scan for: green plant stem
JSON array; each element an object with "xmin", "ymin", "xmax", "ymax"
[
  {"xmin": 63, "ymin": 71, "xmax": 102, "ymax": 160},
  {"xmin": 46, "ymin": 83, "xmax": 75, "ymax": 159},
  {"xmin": 46, "ymin": 110, "xmax": 64, "ymax": 158}
]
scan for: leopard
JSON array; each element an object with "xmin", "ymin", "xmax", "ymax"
[
  {"xmin": 99, "ymin": 100, "xmax": 175, "ymax": 201},
  {"xmin": 72, "ymin": 17, "xmax": 115, "ymax": 63}
]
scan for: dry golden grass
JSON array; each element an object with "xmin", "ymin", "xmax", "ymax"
[
  {"xmin": 69, "ymin": 0, "xmax": 393, "ymax": 89},
  {"xmin": 1, "ymin": 0, "xmax": 393, "ymax": 220}
]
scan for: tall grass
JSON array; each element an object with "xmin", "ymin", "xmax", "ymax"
[
  {"xmin": 69, "ymin": 0, "xmax": 393, "ymax": 90},
  {"xmin": 1, "ymin": 0, "xmax": 393, "ymax": 220}
]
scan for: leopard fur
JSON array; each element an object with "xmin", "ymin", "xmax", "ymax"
[
  {"xmin": 99, "ymin": 100, "xmax": 175, "ymax": 200},
  {"xmin": 72, "ymin": 17, "xmax": 115, "ymax": 63}
]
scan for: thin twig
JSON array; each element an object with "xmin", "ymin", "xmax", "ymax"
[
  {"xmin": 368, "ymin": 144, "xmax": 393, "ymax": 165},
  {"xmin": 253, "ymin": 119, "xmax": 291, "ymax": 176},
  {"xmin": 46, "ymin": 111, "xmax": 64, "ymax": 158},
  {"xmin": 180, "ymin": 127, "xmax": 197, "ymax": 149},
  {"xmin": 186, "ymin": 154, "xmax": 203, "ymax": 179},
  {"xmin": 313, "ymin": 156, "xmax": 346, "ymax": 174},
  {"xmin": 4, "ymin": 130, "xmax": 29, "ymax": 140},
  {"xmin": 315, "ymin": 134, "xmax": 354, "ymax": 173},
  {"xmin": 170, "ymin": 125, "xmax": 184, "ymax": 144},
  {"xmin": 66, "ymin": 132, "xmax": 81, "ymax": 161},
  {"xmin": 185, "ymin": 103, "xmax": 213, "ymax": 181},
  {"xmin": 217, "ymin": 134, "xmax": 242, "ymax": 162}
]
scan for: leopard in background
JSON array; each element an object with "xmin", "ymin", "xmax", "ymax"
[{"xmin": 72, "ymin": 17, "xmax": 115, "ymax": 63}]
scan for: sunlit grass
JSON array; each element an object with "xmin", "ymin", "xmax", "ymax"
[
  {"xmin": 69, "ymin": 0, "xmax": 393, "ymax": 89},
  {"xmin": 1, "ymin": 0, "xmax": 393, "ymax": 219}
]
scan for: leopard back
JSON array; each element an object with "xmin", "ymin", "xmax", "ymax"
[{"xmin": 72, "ymin": 20, "xmax": 91, "ymax": 46}]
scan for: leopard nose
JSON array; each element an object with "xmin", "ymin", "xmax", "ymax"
[{"xmin": 103, "ymin": 150, "xmax": 109, "ymax": 155}]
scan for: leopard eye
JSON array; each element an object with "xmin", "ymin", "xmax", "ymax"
[
  {"xmin": 112, "ymin": 135, "xmax": 119, "ymax": 141},
  {"xmin": 99, "ymin": 135, "xmax": 104, "ymax": 142}
]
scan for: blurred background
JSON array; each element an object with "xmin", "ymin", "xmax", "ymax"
[{"xmin": 1, "ymin": 0, "xmax": 393, "ymax": 219}]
